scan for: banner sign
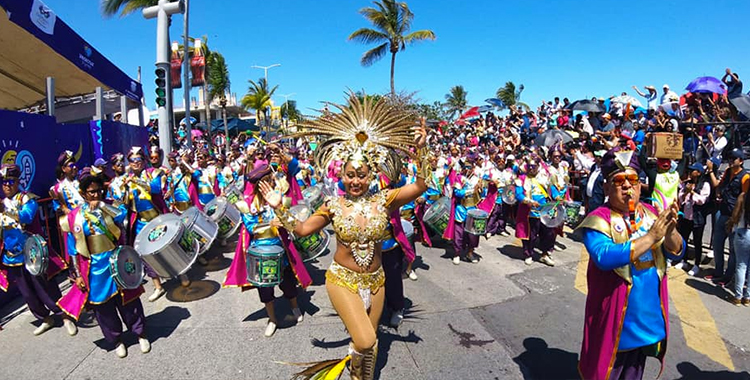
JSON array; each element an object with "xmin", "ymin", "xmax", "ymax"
[
  {"xmin": 91, "ymin": 120, "xmax": 150, "ymax": 161},
  {"xmin": 190, "ymin": 54, "xmax": 205, "ymax": 87},
  {"xmin": 0, "ymin": 0, "xmax": 143, "ymax": 101},
  {"xmin": 170, "ymin": 48, "xmax": 182, "ymax": 89}
]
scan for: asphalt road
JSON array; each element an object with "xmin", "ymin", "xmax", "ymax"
[{"xmin": 1, "ymin": 224, "xmax": 749, "ymax": 380}]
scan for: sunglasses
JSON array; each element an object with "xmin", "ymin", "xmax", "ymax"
[
  {"xmin": 130, "ymin": 157, "xmax": 144, "ymax": 163},
  {"xmin": 66, "ymin": 163, "xmax": 77, "ymax": 168},
  {"xmin": 610, "ymin": 173, "xmax": 639, "ymax": 187},
  {"xmin": 86, "ymin": 188, "xmax": 104, "ymax": 195},
  {"xmin": 2, "ymin": 179, "xmax": 16, "ymax": 186}
]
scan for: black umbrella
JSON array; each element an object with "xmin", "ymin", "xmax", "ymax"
[
  {"xmin": 567, "ymin": 99, "xmax": 605, "ymax": 113},
  {"xmin": 729, "ymin": 95, "xmax": 750, "ymax": 119},
  {"xmin": 534, "ymin": 129, "xmax": 574, "ymax": 147}
]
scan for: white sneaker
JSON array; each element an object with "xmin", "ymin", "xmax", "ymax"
[
  {"xmin": 485, "ymin": 233, "xmax": 492, "ymax": 239},
  {"xmin": 674, "ymin": 262, "xmax": 684, "ymax": 270},
  {"xmin": 389, "ymin": 310, "xmax": 404, "ymax": 328},
  {"xmin": 707, "ymin": 251, "xmax": 714, "ymax": 259},
  {"xmin": 148, "ymin": 287, "xmax": 166, "ymax": 302},
  {"xmin": 264, "ymin": 321, "xmax": 277, "ymax": 337},
  {"xmin": 63, "ymin": 318, "xmax": 78, "ymax": 336},
  {"xmin": 524, "ymin": 257, "xmax": 533, "ymax": 265},
  {"xmin": 33, "ymin": 317, "xmax": 54, "ymax": 336},
  {"xmin": 408, "ymin": 270, "xmax": 418, "ymax": 281},
  {"xmin": 540, "ymin": 254, "xmax": 555, "ymax": 267},
  {"xmin": 115, "ymin": 343, "xmax": 127, "ymax": 358},
  {"xmin": 500, "ymin": 230, "xmax": 511, "ymax": 237},
  {"xmin": 292, "ymin": 308, "xmax": 304, "ymax": 323},
  {"xmin": 452, "ymin": 256, "xmax": 460, "ymax": 265},
  {"xmin": 139, "ymin": 337, "xmax": 151, "ymax": 354},
  {"xmin": 197, "ymin": 256, "xmax": 208, "ymax": 265},
  {"xmin": 688, "ymin": 265, "xmax": 699, "ymax": 276}
]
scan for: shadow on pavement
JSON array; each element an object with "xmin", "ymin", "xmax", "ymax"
[
  {"xmin": 684, "ymin": 278, "xmax": 733, "ymax": 301},
  {"xmin": 512, "ymin": 337, "xmax": 579, "ymax": 380},
  {"xmin": 166, "ymin": 280, "xmax": 221, "ymax": 303},
  {"xmin": 242, "ymin": 289, "xmax": 320, "ymax": 327},
  {"xmin": 92, "ymin": 305, "xmax": 191, "ymax": 350},
  {"xmin": 374, "ymin": 329, "xmax": 423, "ymax": 380},
  {"xmin": 498, "ymin": 244, "xmax": 526, "ymax": 261},
  {"xmin": 674, "ymin": 362, "xmax": 750, "ymax": 379}
]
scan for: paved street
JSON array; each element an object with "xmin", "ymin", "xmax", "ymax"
[{"xmin": 1, "ymin": 226, "xmax": 750, "ymax": 380}]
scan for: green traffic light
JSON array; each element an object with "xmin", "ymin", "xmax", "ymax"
[
  {"xmin": 155, "ymin": 88, "xmax": 166, "ymax": 97},
  {"xmin": 156, "ymin": 98, "xmax": 166, "ymax": 107}
]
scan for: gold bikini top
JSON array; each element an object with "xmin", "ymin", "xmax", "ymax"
[{"xmin": 315, "ymin": 189, "xmax": 399, "ymax": 269}]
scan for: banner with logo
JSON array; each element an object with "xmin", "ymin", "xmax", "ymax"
[
  {"xmin": 170, "ymin": 48, "xmax": 183, "ymax": 89},
  {"xmin": 90, "ymin": 120, "xmax": 149, "ymax": 162},
  {"xmin": 191, "ymin": 54, "xmax": 206, "ymax": 87},
  {"xmin": 0, "ymin": 0, "xmax": 143, "ymax": 101}
]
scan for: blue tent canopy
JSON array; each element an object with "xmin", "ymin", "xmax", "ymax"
[{"xmin": 210, "ymin": 117, "xmax": 259, "ymax": 133}]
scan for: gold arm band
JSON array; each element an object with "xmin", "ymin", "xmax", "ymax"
[
  {"xmin": 416, "ymin": 147, "xmax": 432, "ymax": 180},
  {"xmin": 100, "ymin": 203, "xmax": 121, "ymax": 218},
  {"xmin": 275, "ymin": 205, "xmax": 298, "ymax": 232}
]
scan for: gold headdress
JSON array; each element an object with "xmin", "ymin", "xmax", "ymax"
[{"xmin": 292, "ymin": 91, "xmax": 416, "ymax": 183}]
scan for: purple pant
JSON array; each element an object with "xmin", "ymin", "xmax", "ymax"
[
  {"xmin": 92, "ymin": 294, "xmax": 146, "ymax": 344},
  {"xmin": 142, "ymin": 261, "xmax": 159, "ymax": 280},
  {"xmin": 6, "ymin": 265, "xmax": 63, "ymax": 321},
  {"xmin": 453, "ymin": 221, "xmax": 480, "ymax": 257},
  {"xmin": 382, "ymin": 245, "xmax": 405, "ymax": 312},
  {"xmin": 608, "ymin": 349, "xmax": 647, "ymax": 380},
  {"xmin": 257, "ymin": 265, "xmax": 298, "ymax": 304},
  {"xmin": 522, "ymin": 217, "xmax": 555, "ymax": 258},
  {"xmin": 486, "ymin": 204, "xmax": 507, "ymax": 235}
]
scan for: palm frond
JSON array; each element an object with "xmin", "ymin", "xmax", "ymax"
[
  {"xmin": 348, "ymin": 28, "xmax": 389, "ymax": 44},
  {"xmin": 101, "ymin": 0, "xmax": 158, "ymax": 17},
  {"xmin": 360, "ymin": 43, "xmax": 389, "ymax": 67}
]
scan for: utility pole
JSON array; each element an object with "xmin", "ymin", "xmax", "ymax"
[
  {"xmin": 251, "ymin": 63, "xmax": 280, "ymax": 83},
  {"xmin": 182, "ymin": 0, "xmax": 192, "ymax": 149},
  {"xmin": 144, "ymin": 0, "xmax": 185, "ymax": 156}
]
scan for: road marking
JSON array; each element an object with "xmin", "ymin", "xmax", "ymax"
[
  {"xmin": 574, "ymin": 247, "xmax": 734, "ymax": 370},
  {"xmin": 667, "ymin": 270, "xmax": 735, "ymax": 370},
  {"xmin": 575, "ymin": 247, "xmax": 588, "ymax": 294}
]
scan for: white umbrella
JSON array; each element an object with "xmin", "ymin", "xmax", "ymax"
[{"xmin": 611, "ymin": 95, "xmax": 643, "ymax": 108}]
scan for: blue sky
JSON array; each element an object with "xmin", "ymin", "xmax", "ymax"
[{"xmin": 42, "ymin": 0, "xmax": 749, "ymax": 116}]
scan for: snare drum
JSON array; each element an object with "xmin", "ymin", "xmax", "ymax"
[
  {"xmin": 222, "ymin": 182, "xmax": 243, "ymax": 205},
  {"xmin": 134, "ymin": 214, "xmax": 199, "ymax": 278},
  {"xmin": 401, "ymin": 218, "xmax": 414, "ymax": 241},
  {"xmin": 501, "ymin": 187, "xmax": 517, "ymax": 205},
  {"xmin": 23, "ymin": 234, "xmax": 48, "ymax": 277},
  {"xmin": 423, "ymin": 197, "xmax": 451, "ymax": 235},
  {"xmin": 302, "ymin": 184, "xmax": 324, "ymax": 210},
  {"xmin": 294, "ymin": 230, "xmax": 331, "ymax": 262},
  {"xmin": 180, "ymin": 207, "xmax": 219, "ymax": 255},
  {"xmin": 205, "ymin": 197, "xmax": 241, "ymax": 239},
  {"xmin": 540, "ymin": 202, "xmax": 565, "ymax": 228},
  {"xmin": 465, "ymin": 209, "xmax": 489, "ymax": 235},
  {"xmin": 564, "ymin": 201, "xmax": 583, "ymax": 227},
  {"xmin": 246, "ymin": 245, "xmax": 284, "ymax": 287},
  {"xmin": 109, "ymin": 246, "xmax": 144, "ymax": 290}
]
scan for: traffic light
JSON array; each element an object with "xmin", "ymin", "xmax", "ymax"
[{"xmin": 154, "ymin": 67, "xmax": 167, "ymax": 107}]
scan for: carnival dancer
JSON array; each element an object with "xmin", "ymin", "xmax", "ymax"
[
  {"xmin": 481, "ymin": 152, "xmax": 511, "ymax": 238},
  {"xmin": 414, "ymin": 155, "xmax": 443, "ymax": 248},
  {"xmin": 0, "ymin": 164, "xmax": 76, "ymax": 336},
  {"xmin": 515, "ymin": 159, "xmax": 556, "ymax": 266},
  {"xmin": 50, "ymin": 151, "xmax": 85, "ymax": 262},
  {"xmin": 124, "ymin": 147, "xmax": 166, "ymax": 301},
  {"xmin": 165, "ymin": 150, "xmax": 194, "ymax": 213},
  {"xmin": 239, "ymin": 165, "xmax": 308, "ymax": 337},
  {"xmin": 269, "ymin": 94, "xmax": 428, "ymax": 380},
  {"xmin": 446, "ymin": 153, "xmax": 482, "ymax": 265},
  {"xmin": 57, "ymin": 170, "xmax": 150, "ymax": 358},
  {"xmin": 145, "ymin": 146, "xmax": 170, "ymax": 214},
  {"xmin": 577, "ymin": 148, "xmax": 684, "ymax": 380}
]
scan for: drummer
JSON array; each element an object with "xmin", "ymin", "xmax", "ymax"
[
  {"xmin": 447, "ymin": 153, "xmax": 482, "ymax": 265},
  {"xmin": 106, "ymin": 153, "xmax": 128, "ymax": 206},
  {"xmin": 124, "ymin": 147, "xmax": 166, "ymax": 302},
  {"xmin": 414, "ymin": 155, "xmax": 444, "ymax": 248},
  {"xmin": 194, "ymin": 148, "xmax": 220, "ymax": 209},
  {"xmin": 0, "ymin": 164, "xmax": 77, "ymax": 336},
  {"xmin": 57, "ymin": 169, "xmax": 150, "ymax": 358},
  {"xmin": 548, "ymin": 146, "xmax": 570, "ymax": 243},
  {"xmin": 515, "ymin": 158, "xmax": 556, "ymax": 266},
  {"xmin": 145, "ymin": 146, "xmax": 171, "ymax": 214},
  {"xmin": 483, "ymin": 152, "xmax": 511, "ymax": 238},
  {"xmin": 165, "ymin": 150, "xmax": 194, "ymax": 213},
  {"xmin": 50, "ymin": 150, "xmax": 85, "ymax": 262},
  {"xmin": 240, "ymin": 165, "xmax": 308, "ymax": 337}
]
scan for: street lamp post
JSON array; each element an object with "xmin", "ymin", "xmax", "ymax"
[
  {"xmin": 279, "ymin": 93, "xmax": 295, "ymax": 130},
  {"xmin": 251, "ymin": 63, "xmax": 280, "ymax": 83}
]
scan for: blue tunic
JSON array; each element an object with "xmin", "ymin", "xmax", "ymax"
[{"xmin": 1, "ymin": 198, "xmax": 38, "ymax": 266}]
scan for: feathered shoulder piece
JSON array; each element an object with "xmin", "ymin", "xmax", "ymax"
[{"xmin": 292, "ymin": 91, "xmax": 416, "ymax": 183}]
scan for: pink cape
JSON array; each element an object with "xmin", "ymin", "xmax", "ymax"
[
  {"xmin": 389, "ymin": 210, "xmax": 415, "ymax": 263},
  {"xmin": 443, "ymin": 170, "xmax": 459, "ymax": 241},
  {"xmin": 477, "ymin": 181, "xmax": 498, "ymax": 214},
  {"xmin": 578, "ymin": 205, "xmax": 669, "ymax": 380},
  {"xmin": 57, "ymin": 208, "xmax": 143, "ymax": 320},
  {"xmin": 514, "ymin": 176, "xmax": 531, "ymax": 240},
  {"xmin": 414, "ymin": 202, "xmax": 432, "ymax": 247}
]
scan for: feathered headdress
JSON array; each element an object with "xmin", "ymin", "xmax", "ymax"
[{"xmin": 292, "ymin": 91, "xmax": 417, "ymax": 183}]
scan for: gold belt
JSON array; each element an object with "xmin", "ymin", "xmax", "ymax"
[
  {"xmin": 428, "ymin": 194, "xmax": 441, "ymax": 201},
  {"xmin": 86, "ymin": 234, "xmax": 116, "ymax": 255},
  {"xmin": 633, "ymin": 259, "xmax": 655, "ymax": 271},
  {"xmin": 326, "ymin": 261, "xmax": 384, "ymax": 295},
  {"xmin": 199, "ymin": 187, "xmax": 215, "ymax": 195},
  {"xmin": 139, "ymin": 208, "xmax": 159, "ymax": 221},
  {"xmin": 463, "ymin": 195, "xmax": 480, "ymax": 207}
]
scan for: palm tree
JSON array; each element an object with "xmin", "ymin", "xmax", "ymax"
[
  {"xmin": 279, "ymin": 100, "xmax": 301, "ymax": 132},
  {"xmin": 101, "ymin": 0, "xmax": 159, "ymax": 16},
  {"xmin": 496, "ymin": 81, "xmax": 529, "ymax": 111},
  {"xmin": 444, "ymin": 85, "xmax": 468, "ymax": 120},
  {"xmin": 208, "ymin": 52, "xmax": 230, "ymax": 153},
  {"xmin": 348, "ymin": 0, "xmax": 436, "ymax": 96},
  {"xmin": 241, "ymin": 78, "xmax": 278, "ymax": 136}
]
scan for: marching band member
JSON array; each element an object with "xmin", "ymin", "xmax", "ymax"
[
  {"xmin": 548, "ymin": 147, "xmax": 570, "ymax": 248},
  {"xmin": 124, "ymin": 147, "xmax": 166, "ymax": 301},
  {"xmin": 446, "ymin": 153, "xmax": 482, "ymax": 265},
  {"xmin": 413, "ymin": 155, "xmax": 443, "ymax": 248},
  {"xmin": 515, "ymin": 158, "xmax": 556, "ymax": 266},
  {"xmin": 239, "ymin": 165, "xmax": 309, "ymax": 337},
  {"xmin": 268, "ymin": 94, "xmax": 428, "ymax": 380},
  {"xmin": 165, "ymin": 150, "xmax": 194, "ymax": 213},
  {"xmin": 50, "ymin": 151, "xmax": 85, "ymax": 262},
  {"xmin": 145, "ymin": 146, "xmax": 170, "ymax": 214},
  {"xmin": 194, "ymin": 148, "xmax": 220, "ymax": 209},
  {"xmin": 58, "ymin": 169, "xmax": 150, "ymax": 358},
  {"xmin": 0, "ymin": 164, "xmax": 76, "ymax": 336}
]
